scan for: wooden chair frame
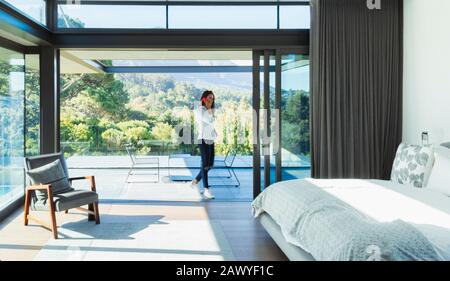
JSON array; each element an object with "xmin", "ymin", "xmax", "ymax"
[{"xmin": 24, "ymin": 176, "xmax": 100, "ymax": 239}]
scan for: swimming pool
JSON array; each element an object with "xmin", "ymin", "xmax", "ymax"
[
  {"xmin": 0, "ymin": 186, "xmax": 12, "ymax": 196},
  {"xmin": 0, "ymin": 185, "xmax": 23, "ymax": 211}
]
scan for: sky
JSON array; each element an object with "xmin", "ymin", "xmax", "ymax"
[
  {"xmin": 112, "ymin": 59, "xmax": 309, "ymax": 92},
  {"xmin": 59, "ymin": 4, "xmax": 310, "ymax": 29},
  {"xmin": 4, "ymin": 1, "xmax": 310, "ymax": 29}
]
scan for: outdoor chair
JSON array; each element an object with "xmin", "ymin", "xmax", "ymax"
[
  {"xmin": 210, "ymin": 147, "xmax": 240, "ymax": 188},
  {"xmin": 125, "ymin": 144, "xmax": 160, "ymax": 183},
  {"xmin": 24, "ymin": 152, "xmax": 100, "ymax": 239},
  {"xmin": 168, "ymin": 153, "xmax": 193, "ymax": 182}
]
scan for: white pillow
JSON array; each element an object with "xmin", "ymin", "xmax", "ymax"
[
  {"xmin": 435, "ymin": 145, "xmax": 450, "ymax": 159},
  {"xmin": 390, "ymin": 143, "xmax": 435, "ymax": 188},
  {"xmin": 427, "ymin": 147, "xmax": 450, "ymax": 196}
]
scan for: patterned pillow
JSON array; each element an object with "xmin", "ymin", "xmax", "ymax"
[{"xmin": 390, "ymin": 143, "xmax": 435, "ymax": 188}]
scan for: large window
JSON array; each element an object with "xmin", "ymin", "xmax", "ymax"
[
  {"xmin": 58, "ymin": 4, "xmax": 166, "ymax": 29},
  {"xmin": 280, "ymin": 5, "xmax": 310, "ymax": 29},
  {"xmin": 280, "ymin": 54, "xmax": 310, "ymax": 180},
  {"xmin": 169, "ymin": 6, "xmax": 277, "ymax": 29},
  {"xmin": 0, "ymin": 46, "xmax": 25, "ymax": 211},
  {"xmin": 59, "ymin": 64, "xmax": 253, "ymax": 161},
  {"xmin": 57, "ymin": 1, "xmax": 310, "ymax": 29},
  {"xmin": 25, "ymin": 54, "xmax": 40, "ymax": 156},
  {"xmin": 2, "ymin": 0, "xmax": 46, "ymax": 25},
  {"xmin": 254, "ymin": 50, "xmax": 310, "ymax": 194}
]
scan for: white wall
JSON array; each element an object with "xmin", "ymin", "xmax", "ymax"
[{"xmin": 403, "ymin": 0, "xmax": 450, "ymax": 145}]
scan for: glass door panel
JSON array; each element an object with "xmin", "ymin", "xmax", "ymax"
[
  {"xmin": 0, "ymin": 46, "xmax": 25, "ymax": 211},
  {"xmin": 280, "ymin": 53, "xmax": 311, "ymax": 180},
  {"xmin": 253, "ymin": 49, "xmax": 310, "ymax": 198},
  {"xmin": 258, "ymin": 52, "xmax": 277, "ymax": 193}
]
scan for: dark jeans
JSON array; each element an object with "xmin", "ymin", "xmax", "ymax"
[{"xmin": 195, "ymin": 139, "xmax": 215, "ymax": 188}]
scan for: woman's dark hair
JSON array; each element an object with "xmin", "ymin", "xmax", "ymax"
[{"xmin": 200, "ymin": 90, "xmax": 215, "ymax": 109}]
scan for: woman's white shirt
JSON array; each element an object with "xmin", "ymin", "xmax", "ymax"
[{"xmin": 194, "ymin": 105, "xmax": 217, "ymax": 141}]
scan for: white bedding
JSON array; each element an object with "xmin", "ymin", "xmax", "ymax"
[{"xmin": 254, "ymin": 178, "xmax": 450, "ymax": 260}]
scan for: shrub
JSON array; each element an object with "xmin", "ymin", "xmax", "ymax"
[
  {"xmin": 101, "ymin": 128, "xmax": 126, "ymax": 148},
  {"xmin": 151, "ymin": 122, "xmax": 174, "ymax": 141}
]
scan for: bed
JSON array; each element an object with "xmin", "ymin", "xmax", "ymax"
[{"xmin": 253, "ymin": 177, "xmax": 450, "ymax": 261}]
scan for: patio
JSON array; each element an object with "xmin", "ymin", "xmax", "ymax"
[
  {"xmin": 65, "ymin": 155, "xmax": 311, "ymax": 201},
  {"xmin": 65, "ymin": 155, "xmax": 311, "ymax": 169}
]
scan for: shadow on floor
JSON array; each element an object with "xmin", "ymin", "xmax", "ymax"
[{"xmin": 57, "ymin": 214, "xmax": 167, "ymax": 240}]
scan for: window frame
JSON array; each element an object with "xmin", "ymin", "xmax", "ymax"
[
  {"xmin": 0, "ymin": 0, "xmax": 48, "ymax": 28},
  {"xmin": 0, "ymin": 40, "xmax": 26, "ymax": 219},
  {"xmin": 54, "ymin": 0, "xmax": 310, "ymax": 31}
]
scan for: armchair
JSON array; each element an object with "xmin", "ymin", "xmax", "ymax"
[{"xmin": 24, "ymin": 153, "xmax": 100, "ymax": 239}]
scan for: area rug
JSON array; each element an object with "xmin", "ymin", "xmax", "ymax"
[{"xmin": 34, "ymin": 218, "xmax": 236, "ymax": 261}]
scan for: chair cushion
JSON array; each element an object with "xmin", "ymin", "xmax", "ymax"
[
  {"xmin": 26, "ymin": 159, "xmax": 74, "ymax": 201},
  {"xmin": 33, "ymin": 190, "xmax": 98, "ymax": 212},
  {"xmin": 25, "ymin": 153, "xmax": 69, "ymax": 179}
]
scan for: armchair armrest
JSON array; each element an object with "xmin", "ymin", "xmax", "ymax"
[
  {"xmin": 68, "ymin": 176, "xmax": 97, "ymax": 192},
  {"xmin": 69, "ymin": 176, "xmax": 92, "ymax": 181},
  {"xmin": 26, "ymin": 184, "xmax": 51, "ymax": 191},
  {"xmin": 25, "ymin": 184, "xmax": 55, "ymax": 208}
]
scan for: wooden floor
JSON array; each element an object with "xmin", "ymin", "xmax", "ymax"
[
  {"xmin": 0, "ymin": 201, "xmax": 287, "ymax": 261},
  {"xmin": 0, "ymin": 167, "xmax": 288, "ymax": 261}
]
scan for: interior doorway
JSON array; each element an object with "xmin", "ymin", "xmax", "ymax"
[{"xmin": 58, "ymin": 49, "xmax": 255, "ymax": 201}]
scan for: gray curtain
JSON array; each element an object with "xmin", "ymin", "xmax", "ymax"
[{"xmin": 310, "ymin": 0, "xmax": 403, "ymax": 179}]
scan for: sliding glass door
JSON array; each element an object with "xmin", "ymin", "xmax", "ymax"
[
  {"xmin": 280, "ymin": 53, "xmax": 310, "ymax": 180},
  {"xmin": 253, "ymin": 49, "xmax": 310, "ymax": 198},
  {"xmin": 0, "ymin": 46, "xmax": 25, "ymax": 211},
  {"xmin": 0, "ymin": 46, "xmax": 39, "ymax": 213}
]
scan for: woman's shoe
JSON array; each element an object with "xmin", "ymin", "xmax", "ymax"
[
  {"xmin": 203, "ymin": 188, "xmax": 215, "ymax": 199},
  {"xmin": 190, "ymin": 180, "xmax": 204, "ymax": 194}
]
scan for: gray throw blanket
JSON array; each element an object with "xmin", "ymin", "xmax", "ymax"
[{"xmin": 252, "ymin": 180, "xmax": 441, "ymax": 261}]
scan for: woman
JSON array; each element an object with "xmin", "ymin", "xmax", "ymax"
[{"xmin": 191, "ymin": 90, "xmax": 217, "ymax": 199}]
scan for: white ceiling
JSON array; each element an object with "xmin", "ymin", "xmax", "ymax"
[
  {"xmin": 0, "ymin": 29, "xmax": 37, "ymax": 47},
  {"xmin": 63, "ymin": 49, "xmax": 252, "ymax": 60}
]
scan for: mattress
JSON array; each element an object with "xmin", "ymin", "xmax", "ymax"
[
  {"xmin": 258, "ymin": 213, "xmax": 314, "ymax": 261},
  {"xmin": 253, "ymin": 178, "xmax": 450, "ymax": 261}
]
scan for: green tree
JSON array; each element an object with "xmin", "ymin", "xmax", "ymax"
[
  {"xmin": 61, "ymin": 74, "xmax": 129, "ymax": 121},
  {"xmin": 25, "ymin": 62, "xmax": 41, "ymax": 156},
  {"xmin": 281, "ymin": 90, "xmax": 310, "ymax": 156},
  {"xmin": 101, "ymin": 128, "xmax": 126, "ymax": 149},
  {"xmin": 59, "ymin": 72, "xmax": 261, "ymax": 157},
  {"xmin": 151, "ymin": 122, "xmax": 174, "ymax": 141},
  {"xmin": 57, "ymin": 15, "xmax": 85, "ymax": 28}
]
